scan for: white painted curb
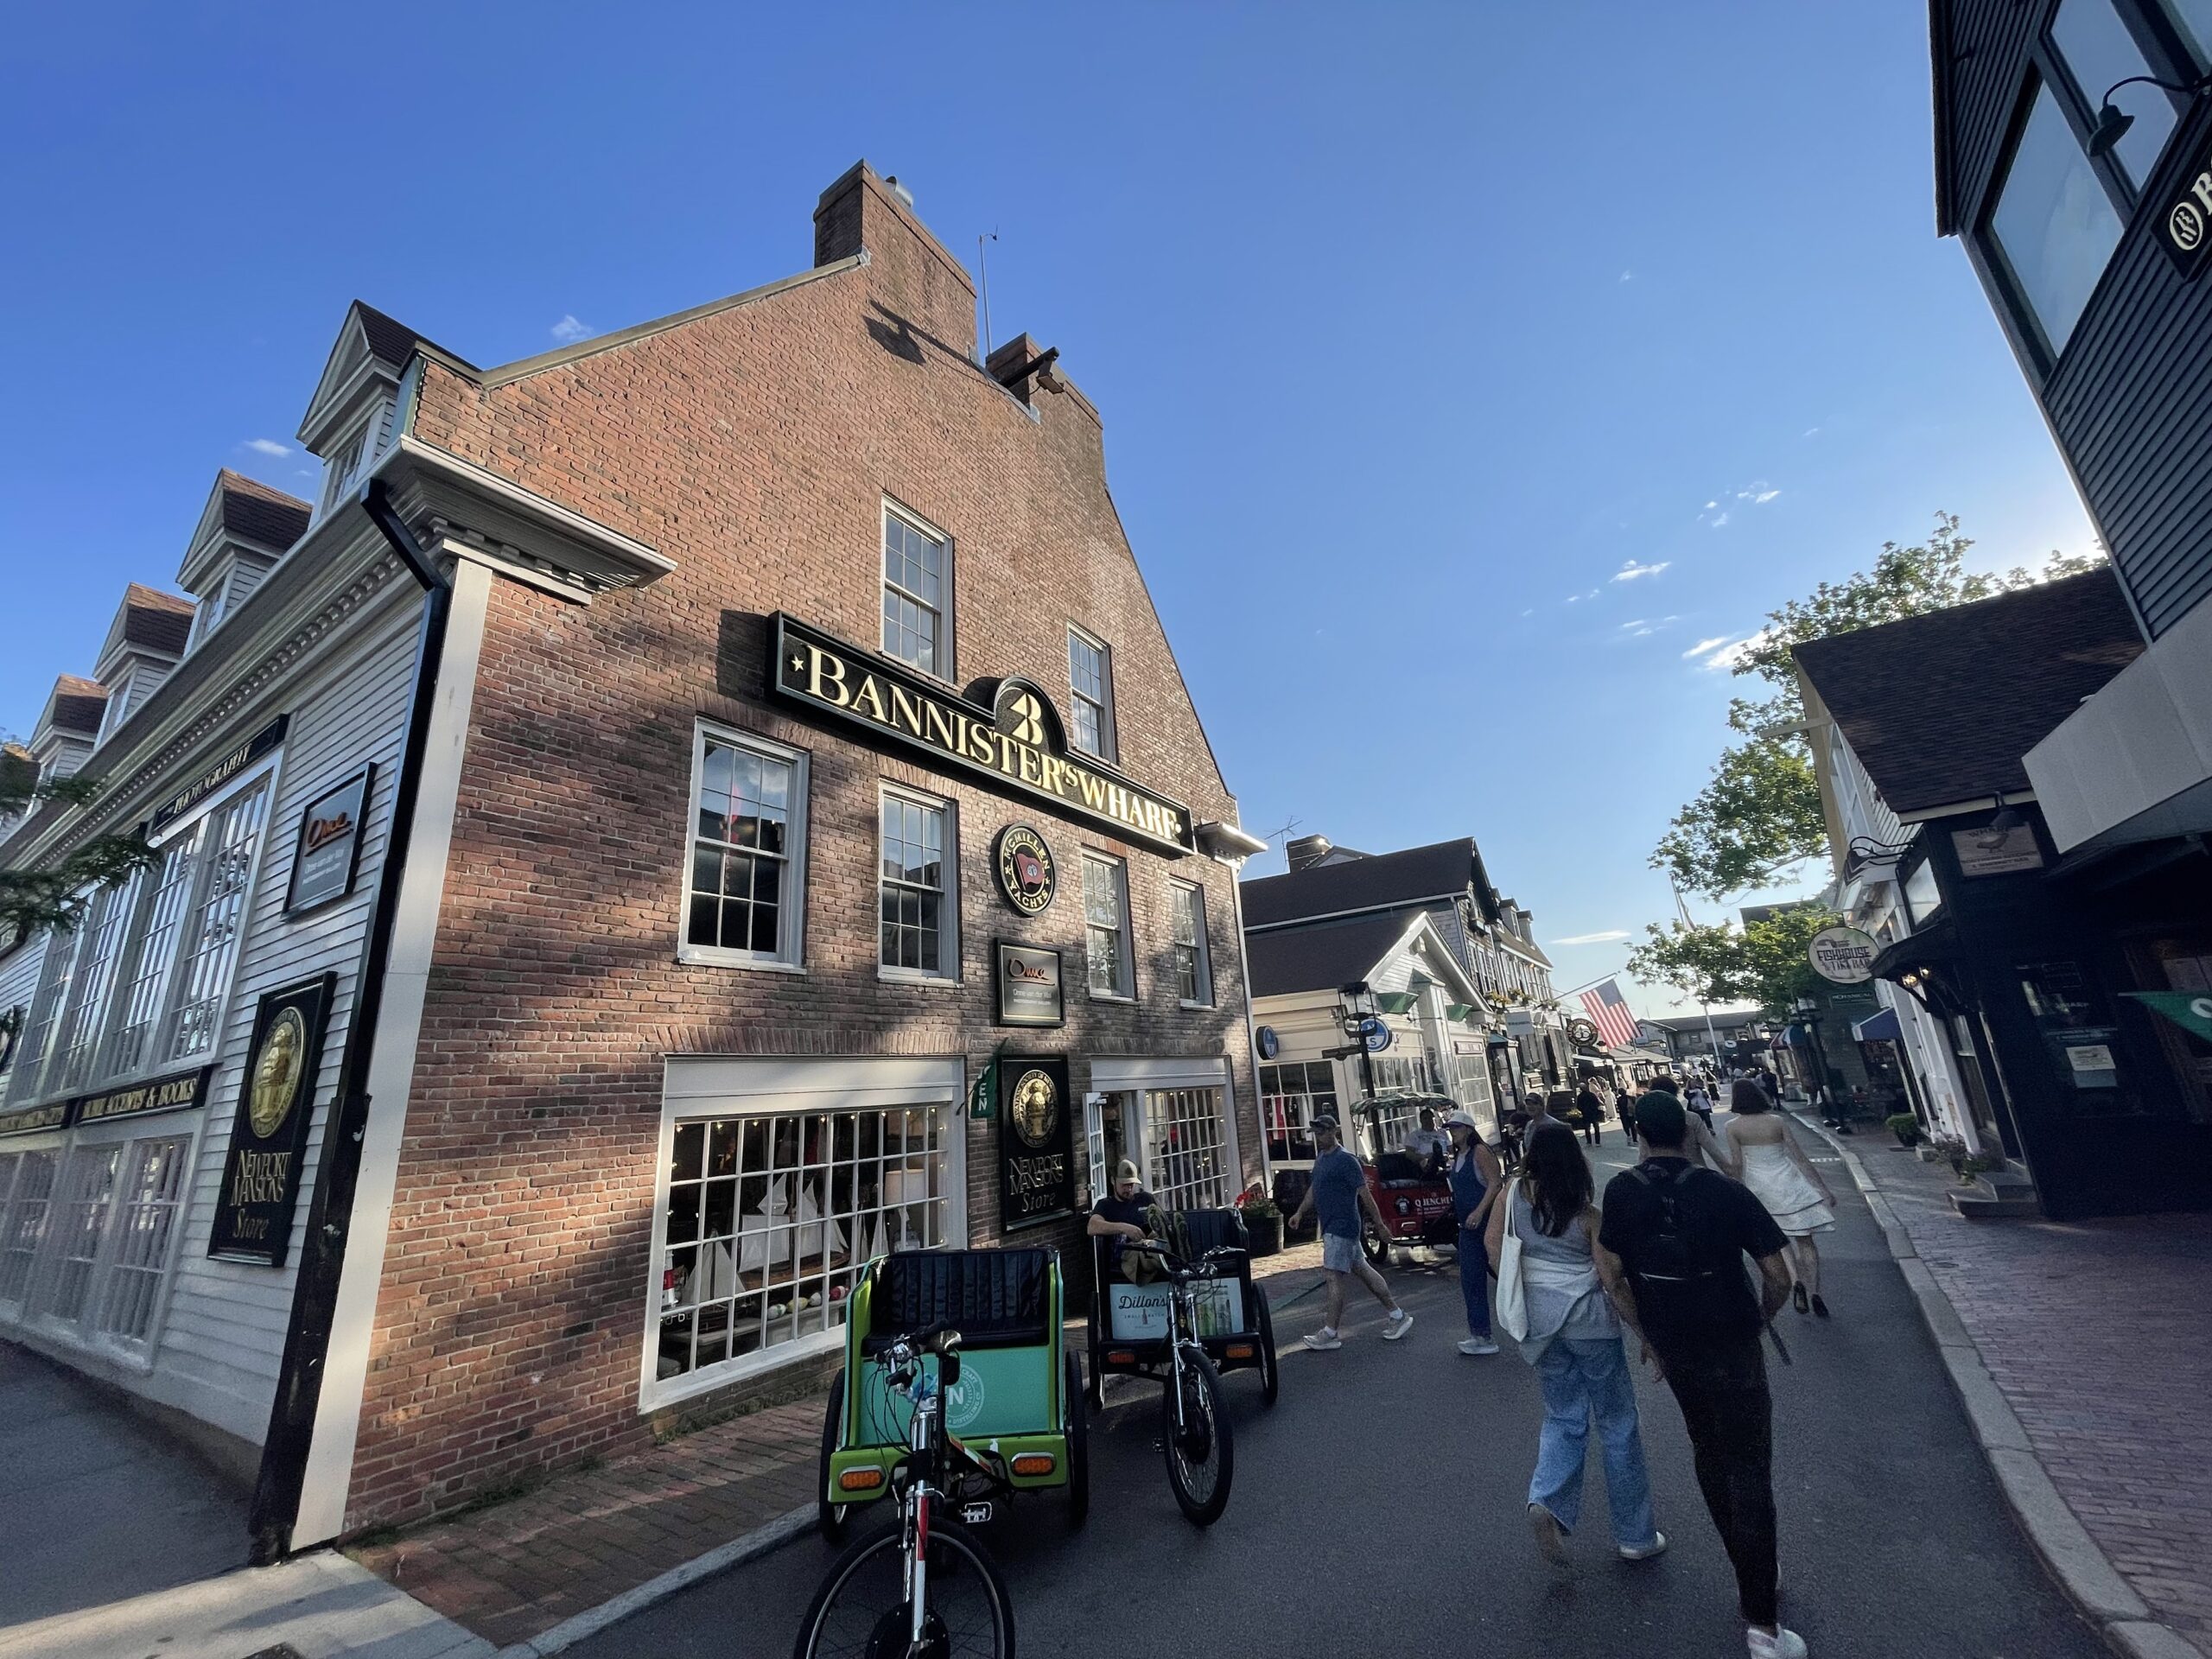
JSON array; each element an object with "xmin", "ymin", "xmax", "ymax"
[{"xmin": 1792, "ymin": 1114, "xmax": 2203, "ymax": 1659}]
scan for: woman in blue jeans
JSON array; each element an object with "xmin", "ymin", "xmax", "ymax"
[
  {"xmin": 1445, "ymin": 1110, "xmax": 1503, "ymax": 1357},
  {"xmin": 1485, "ymin": 1125, "xmax": 1665, "ymax": 1564}
]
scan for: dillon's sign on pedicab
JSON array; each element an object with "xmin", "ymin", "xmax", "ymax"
[{"xmin": 1808, "ymin": 926, "xmax": 1878, "ymax": 986}]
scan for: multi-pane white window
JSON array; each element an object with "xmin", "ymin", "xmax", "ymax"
[
  {"xmin": 1143, "ymin": 1088, "xmax": 1230, "ymax": 1211},
  {"xmin": 0, "ymin": 1150, "xmax": 58, "ymax": 1308},
  {"xmin": 167, "ymin": 784, "xmax": 273, "ymax": 1063},
  {"xmin": 48, "ymin": 874, "xmax": 142, "ymax": 1095},
  {"xmin": 1083, "ymin": 854, "xmax": 1133, "ymax": 998},
  {"xmin": 881, "ymin": 506, "xmax": 949, "ymax": 677},
  {"xmin": 1170, "ymin": 880, "xmax": 1211, "ymax": 1007},
  {"xmin": 1067, "ymin": 626, "xmax": 1115, "ymax": 760},
  {"xmin": 654, "ymin": 1103, "xmax": 946, "ymax": 1382},
  {"xmin": 105, "ymin": 830, "xmax": 203, "ymax": 1079},
  {"xmin": 321, "ymin": 422, "xmax": 369, "ymax": 511},
  {"xmin": 4, "ymin": 930, "xmax": 80, "ymax": 1107},
  {"xmin": 92, "ymin": 1136, "xmax": 190, "ymax": 1344},
  {"xmin": 684, "ymin": 728, "xmax": 807, "ymax": 968},
  {"xmin": 45, "ymin": 1144, "xmax": 120, "ymax": 1326},
  {"xmin": 878, "ymin": 789, "xmax": 955, "ymax": 978},
  {"xmin": 1259, "ymin": 1060, "xmax": 1338, "ymax": 1164}
]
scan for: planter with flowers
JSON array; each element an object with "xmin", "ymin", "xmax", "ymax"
[{"xmin": 1235, "ymin": 1187, "xmax": 1283, "ymax": 1257}]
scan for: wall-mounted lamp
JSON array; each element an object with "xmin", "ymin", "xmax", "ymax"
[{"xmin": 2088, "ymin": 71, "xmax": 2212, "ymax": 158}]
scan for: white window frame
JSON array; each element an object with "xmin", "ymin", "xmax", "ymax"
[
  {"xmin": 640, "ymin": 1056, "xmax": 968, "ymax": 1410},
  {"xmin": 1169, "ymin": 878, "xmax": 1213, "ymax": 1008},
  {"xmin": 1082, "ymin": 852, "xmax": 1135, "ymax": 1001},
  {"xmin": 157, "ymin": 775, "xmax": 276, "ymax": 1068},
  {"xmin": 20, "ymin": 1120, "xmax": 196, "ymax": 1366},
  {"xmin": 678, "ymin": 723, "xmax": 809, "ymax": 972},
  {"xmin": 0, "ymin": 1144, "xmax": 63, "ymax": 1318},
  {"xmin": 321, "ymin": 417, "xmax": 372, "ymax": 512},
  {"xmin": 1066, "ymin": 625, "xmax": 1116, "ymax": 762},
  {"xmin": 1089, "ymin": 1057, "xmax": 1240, "ymax": 1213},
  {"xmin": 875, "ymin": 784, "xmax": 959, "ymax": 984},
  {"xmin": 880, "ymin": 499, "xmax": 954, "ymax": 683}
]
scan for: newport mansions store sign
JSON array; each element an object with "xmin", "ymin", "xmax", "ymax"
[{"xmin": 771, "ymin": 613, "xmax": 1195, "ymax": 855}]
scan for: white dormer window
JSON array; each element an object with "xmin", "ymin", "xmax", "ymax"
[{"xmin": 321, "ymin": 423, "xmax": 369, "ymax": 512}]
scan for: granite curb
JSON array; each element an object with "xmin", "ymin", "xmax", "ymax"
[{"xmin": 1790, "ymin": 1112, "xmax": 2205, "ymax": 1659}]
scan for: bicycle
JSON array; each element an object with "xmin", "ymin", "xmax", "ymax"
[
  {"xmin": 792, "ymin": 1322, "xmax": 1015, "ymax": 1659},
  {"xmin": 1124, "ymin": 1240, "xmax": 1238, "ymax": 1527}
]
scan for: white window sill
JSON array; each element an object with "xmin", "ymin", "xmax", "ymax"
[
  {"xmin": 1179, "ymin": 1000, "xmax": 1217, "ymax": 1013},
  {"xmin": 676, "ymin": 948, "xmax": 806, "ymax": 974},
  {"xmin": 1089, "ymin": 990, "xmax": 1137, "ymax": 1004},
  {"xmin": 878, "ymin": 968, "xmax": 962, "ymax": 987},
  {"xmin": 640, "ymin": 1324, "xmax": 842, "ymax": 1414}
]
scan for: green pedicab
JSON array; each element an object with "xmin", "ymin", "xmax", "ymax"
[{"xmin": 817, "ymin": 1246, "xmax": 1089, "ymax": 1541}]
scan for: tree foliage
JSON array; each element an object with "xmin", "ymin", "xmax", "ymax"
[
  {"xmin": 0, "ymin": 747, "xmax": 156, "ymax": 943},
  {"xmin": 1626, "ymin": 905, "xmax": 1835, "ymax": 1015},
  {"xmin": 1652, "ymin": 513, "xmax": 2105, "ymax": 899}
]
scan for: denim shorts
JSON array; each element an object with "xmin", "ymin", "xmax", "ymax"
[{"xmin": 1321, "ymin": 1231, "xmax": 1366, "ymax": 1272}]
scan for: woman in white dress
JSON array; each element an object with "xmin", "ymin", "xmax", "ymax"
[{"xmin": 1717, "ymin": 1077, "xmax": 1838, "ymax": 1317}]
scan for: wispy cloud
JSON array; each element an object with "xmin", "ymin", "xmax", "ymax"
[
  {"xmin": 1691, "ymin": 627, "xmax": 1777, "ymax": 672},
  {"xmin": 550, "ymin": 314, "xmax": 593, "ymax": 343},
  {"xmin": 1553, "ymin": 929, "xmax": 1631, "ymax": 946},
  {"xmin": 1521, "ymin": 607, "xmax": 1534, "ymax": 618},
  {"xmin": 1612, "ymin": 560, "xmax": 1669, "ymax": 582},
  {"xmin": 1735, "ymin": 480, "xmax": 1781, "ymax": 505},
  {"xmin": 1802, "ymin": 427, "xmax": 1821, "ymax": 438},
  {"xmin": 1681, "ymin": 635, "xmax": 1732, "ymax": 659},
  {"xmin": 1709, "ymin": 511, "xmax": 1732, "ymax": 529},
  {"xmin": 243, "ymin": 437, "xmax": 289, "ymax": 456},
  {"xmin": 1618, "ymin": 270, "xmax": 1634, "ymax": 283}
]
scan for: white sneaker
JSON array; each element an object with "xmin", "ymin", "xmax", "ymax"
[
  {"xmin": 1301, "ymin": 1327, "xmax": 1342, "ymax": 1351},
  {"xmin": 1458, "ymin": 1337, "xmax": 1501, "ymax": 1357},
  {"xmin": 1747, "ymin": 1627, "xmax": 1808, "ymax": 1659},
  {"xmin": 1618, "ymin": 1530, "xmax": 1668, "ymax": 1561},
  {"xmin": 1382, "ymin": 1308, "xmax": 1414, "ymax": 1341}
]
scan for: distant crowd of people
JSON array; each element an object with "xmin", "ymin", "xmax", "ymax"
[{"xmin": 1288, "ymin": 1071, "xmax": 1836, "ymax": 1659}]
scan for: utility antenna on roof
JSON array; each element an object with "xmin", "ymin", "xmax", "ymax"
[
  {"xmin": 1263, "ymin": 817, "xmax": 1301, "ymax": 849},
  {"xmin": 977, "ymin": 230, "xmax": 999, "ymax": 359}
]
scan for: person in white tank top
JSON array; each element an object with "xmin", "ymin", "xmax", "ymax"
[{"xmin": 1714, "ymin": 1077, "xmax": 1838, "ymax": 1317}]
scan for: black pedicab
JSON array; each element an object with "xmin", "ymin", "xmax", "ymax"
[{"xmin": 1085, "ymin": 1207, "xmax": 1278, "ymax": 1526}]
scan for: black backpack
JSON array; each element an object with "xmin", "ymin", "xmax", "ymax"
[{"xmin": 1624, "ymin": 1162, "xmax": 1748, "ymax": 1333}]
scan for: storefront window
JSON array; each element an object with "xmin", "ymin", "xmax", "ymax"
[
  {"xmin": 881, "ymin": 506, "xmax": 948, "ymax": 677},
  {"xmin": 1083, "ymin": 854, "xmax": 1133, "ymax": 998},
  {"xmin": 90, "ymin": 1136, "xmax": 190, "ymax": 1344},
  {"xmin": 1169, "ymin": 880, "xmax": 1211, "ymax": 1007},
  {"xmin": 0, "ymin": 1150, "xmax": 58, "ymax": 1308},
  {"xmin": 2050, "ymin": 0, "xmax": 2177, "ymax": 192},
  {"xmin": 45, "ymin": 1144, "xmax": 121, "ymax": 1325},
  {"xmin": 878, "ymin": 788, "xmax": 953, "ymax": 978},
  {"xmin": 48, "ymin": 874, "xmax": 142, "ymax": 1096},
  {"xmin": 1987, "ymin": 85, "xmax": 2125, "ymax": 360},
  {"xmin": 3, "ymin": 928, "xmax": 80, "ymax": 1107},
  {"xmin": 165, "ymin": 782, "xmax": 272, "ymax": 1062},
  {"xmin": 2017, "ymin": 960, "xmax": 2145, "ymax": 1117},
  {"xmin": 1142, "ymin": 1087, "xmax": 1229, "ymax": 1211},
  {"xmin": 1259, "ymin": 1060, "xmax": 1335, "ymax": 1162},
  {"xmin": 1903, "ymin": 856, "xmax": 1943, "ymax": 926},
  {"xmin": 2164, "ymin": 0, "xmax": 2212, "ymax": 62},
  {"xmin": 105, "ymin": 831, "xmax": 202, "ymax": 1079},
  {"xmin": 655, "ymin": 1103, "xmax": 945, "ymax": 1383},
  {"xmin": 685, "ymin": 729, "xmax": 805, "ymax": 968}
]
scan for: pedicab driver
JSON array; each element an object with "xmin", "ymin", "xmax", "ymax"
[
  {"xmin": 1290, "ymin": 1115, "xmax": 1414, "ymax": 1351},
  {"xmin": 1087, "ymin": 1160, "xmax": 1156, "ymax": 1276}
]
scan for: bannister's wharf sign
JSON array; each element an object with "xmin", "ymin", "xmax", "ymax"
[{"xmin": 770, "ymin": 614, "xmax": 1195, "ymax": 855}]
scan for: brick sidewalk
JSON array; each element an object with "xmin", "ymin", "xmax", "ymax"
[
  {"xmin": 350, "ymin": 1245, "xmax": 1327, "ymax": 1651},
  {"xmin": 1840, "ymin": 1135, "xmax": 2212, "ymax": 1649}
]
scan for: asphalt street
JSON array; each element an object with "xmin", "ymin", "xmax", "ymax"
[{"xmin": 571, "ymin": 1122, "xmax": 2107, "ymax": 1657}]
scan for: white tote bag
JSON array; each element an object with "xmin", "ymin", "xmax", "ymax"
[{"xmin": 1494, "ymin": 1178, "xmax": 1529, "ymax": 1342}]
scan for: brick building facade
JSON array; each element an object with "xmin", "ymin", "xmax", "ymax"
[{"xmin": 1, "ymin": 162, "xmax": 1266, "ymax": 1551}]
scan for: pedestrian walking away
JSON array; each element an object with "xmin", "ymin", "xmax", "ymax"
[
  {"xmin": 1684, "ymin": 1075, "xmax": 1716, "ymax": 1134},
  {"xmin": 1485, "ymin": 1124, "xmax": 1662, "ymax": 1567},
  {"xmin": 1601, "ymin": 1091, "xmax": 1802, "ymax": 1658},
  {"xmin": 1444, "ymin": 1109, "xmax": 1503, "ymax": 1356},
  {"xmin": 1573, "ymin": 1077, "xmax": 1606, "ymax": 1147},
  {"xmin": 1289, "ymin": 1114, "xmax": 1414, "ymax": 1350},
  {"xmin": 1713, "ymin": 1078, "xmax": 1838, "ymax": 1318}
]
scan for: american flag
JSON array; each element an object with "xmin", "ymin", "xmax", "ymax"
[{"xmin": 1580, "ymin": 979, "xmax": 1642, "ymax": 1050}]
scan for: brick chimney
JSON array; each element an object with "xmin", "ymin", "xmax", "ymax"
[{"xmin": 814, "ymin": 162, "xmax": 976, "ymax": 359}]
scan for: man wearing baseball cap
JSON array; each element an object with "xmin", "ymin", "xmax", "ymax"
[
  {"xmin": 1288, "ymin": 1115, "xmax": 1412, "ymax": 1350},
  {"xmin": 1445, "ymin": 1109, "xmax": 1504, "ymax": 1355}
]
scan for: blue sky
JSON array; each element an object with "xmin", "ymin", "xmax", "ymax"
[{"xmin": 2, "ymin": 3, "xmax": 2095, "ymax": 1015}]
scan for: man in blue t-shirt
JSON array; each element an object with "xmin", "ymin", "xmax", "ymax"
[{"xmin": 1287, "ymin": 1115, "xmax": 1413, "ymax": 1351}]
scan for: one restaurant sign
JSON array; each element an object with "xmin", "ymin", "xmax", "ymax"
[
  {"xmin": 2158, "ymin": 143, "xmax": 2212, "ymax": 280},
  {"xmin": 1808, "ymin": 925, "xmax": 1878, "ymax": 985},
  {"xmin": 770, "ymin": 614, "xmax": 1194, "ymax": 855}
]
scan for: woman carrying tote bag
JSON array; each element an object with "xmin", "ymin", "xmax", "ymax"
[{"xmin": 1486, "ymin": 1127, "xmax": 1664, "ymax": 1567}]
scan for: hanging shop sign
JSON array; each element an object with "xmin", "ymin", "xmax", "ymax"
[
  {"xmin": 992, "ymin": 823, "xmax": 1057, "ymax": 915},
  {"xmin": 1952, "ymin": 823, "xmax": 2044, "ymax": 877},
  {"xmin": 1254, "ymin": 1026, "xmax": 1281, "ymax": 1062},
  {"xmin": 75, "ymin": 1065, "xmax": 212, "ymax": 1125},
  {"xmin": 1808, "ymin": 925, "xmax": 1879, "ymax": 985},
  {"xmin": 995, "ymin": 1055, "xmax": 1075, "ymax": 1231},
  {"xmin": 2155, "ymin": 149, "xmax": 2212, "ymax": 280},
  {"xmin": 770, "ymin": 614, "xmax": 1194, "ymax": 855},
  {"xmin": 286, "ymin": 765, "xmax": 375, "ymax": 914},
  {"xmin": 209, "ymin": 973, "xmax": 335, "ymax": 1266},
  {"xmin": 2124, "ymin": 989, "xmax": 2212, "ymax": 1044},
  {"xmin": 148, "ymin": 714, "xmax": 288, "ymax": 833},
  {"xmin": 1357, "ymin": 1015, "xmax": 1394, "ymax": 1054},
  {"xmin": 1566, "ymin": 1017, "xmax": 1599, "ymax": 1046},
  {"xmin": 995, "ymin": 941, "xmax": 1065, "ymax": 1028}
]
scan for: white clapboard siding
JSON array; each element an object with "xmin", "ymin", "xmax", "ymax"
[{"xmin": 148, "ymin": 589, "xmax": 423, "ymax": 1442}]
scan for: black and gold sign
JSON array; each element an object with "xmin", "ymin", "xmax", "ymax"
[
  {"xmin": 995, "ymin": 1054, "xmax": 1075, "ymax": 1231},
  {"xmin": 149, "ymin": 715, "xmax": 288, "ymax": 833},
  {"xmin": 770, "ymin": 614, "xmax": 1194, "ymax": 855},
  {"xmin": 2155, "ymin": 143, "xmax": 2212, "ymax": 281},
  {"xmin": 208, "ymin": 973, "xmax": 334, "ymax": 1266},
  {"xmin": 995, "ymin": 942, "xmax": 1065, "ymax": 1028},
  {"xmin": 76, "ymin": 1066, "xmax": 211, "ymax": 1124},
  {"xmin": 993, "ymin": 824, "xmax": 1057, "ymax": 915}
]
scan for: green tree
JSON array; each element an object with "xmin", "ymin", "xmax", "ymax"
[
  {"xmin": 1653, "ymin": 512, "xmax": 2104, "ymax": 899},
  {"xmin": 0, "ymin": 745, "xmax": 156, "ymax": 943},
  {"xmin": 1626, "ymin": 905, "xmax": 1835, "ymax": 1016}
]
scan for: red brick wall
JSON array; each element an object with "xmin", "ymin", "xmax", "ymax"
[{"xmin": 344, "ymin": 168, "xmax": 1257, "ymax": 1529}]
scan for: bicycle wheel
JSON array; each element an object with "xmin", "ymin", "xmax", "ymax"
[
  {"xmin": 1253, "ymin": 1287, "xmax": 1280, "ymax": 1408},
  {"xmin": 817, "ymin": 1369, "xmax": 851, "ymax": 1542},
  {"xmin": 1062, "ymin": 1348, "xmax": 1090, "ymax": 1528},
  {"xmin": 791, "ymin": 1514, "xmax": 1014, "ymax": 1659},
  {"xmin": 1160, "ymin": 1345, "xmax": 1234, "ymax": 1528}
]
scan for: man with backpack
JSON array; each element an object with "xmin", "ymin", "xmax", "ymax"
[{"xmin": 1600, "ymin": 1091, "xmax": 1804, "ymax": 1659}]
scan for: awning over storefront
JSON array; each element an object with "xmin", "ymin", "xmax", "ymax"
[
  {"xmin": 1869, "ymin": 916, "xmax": 1961, "ymax": 985},
  {"xmin": 1852, "ymin": 1005, "xmax": 1902, "ymax": 1043}
]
